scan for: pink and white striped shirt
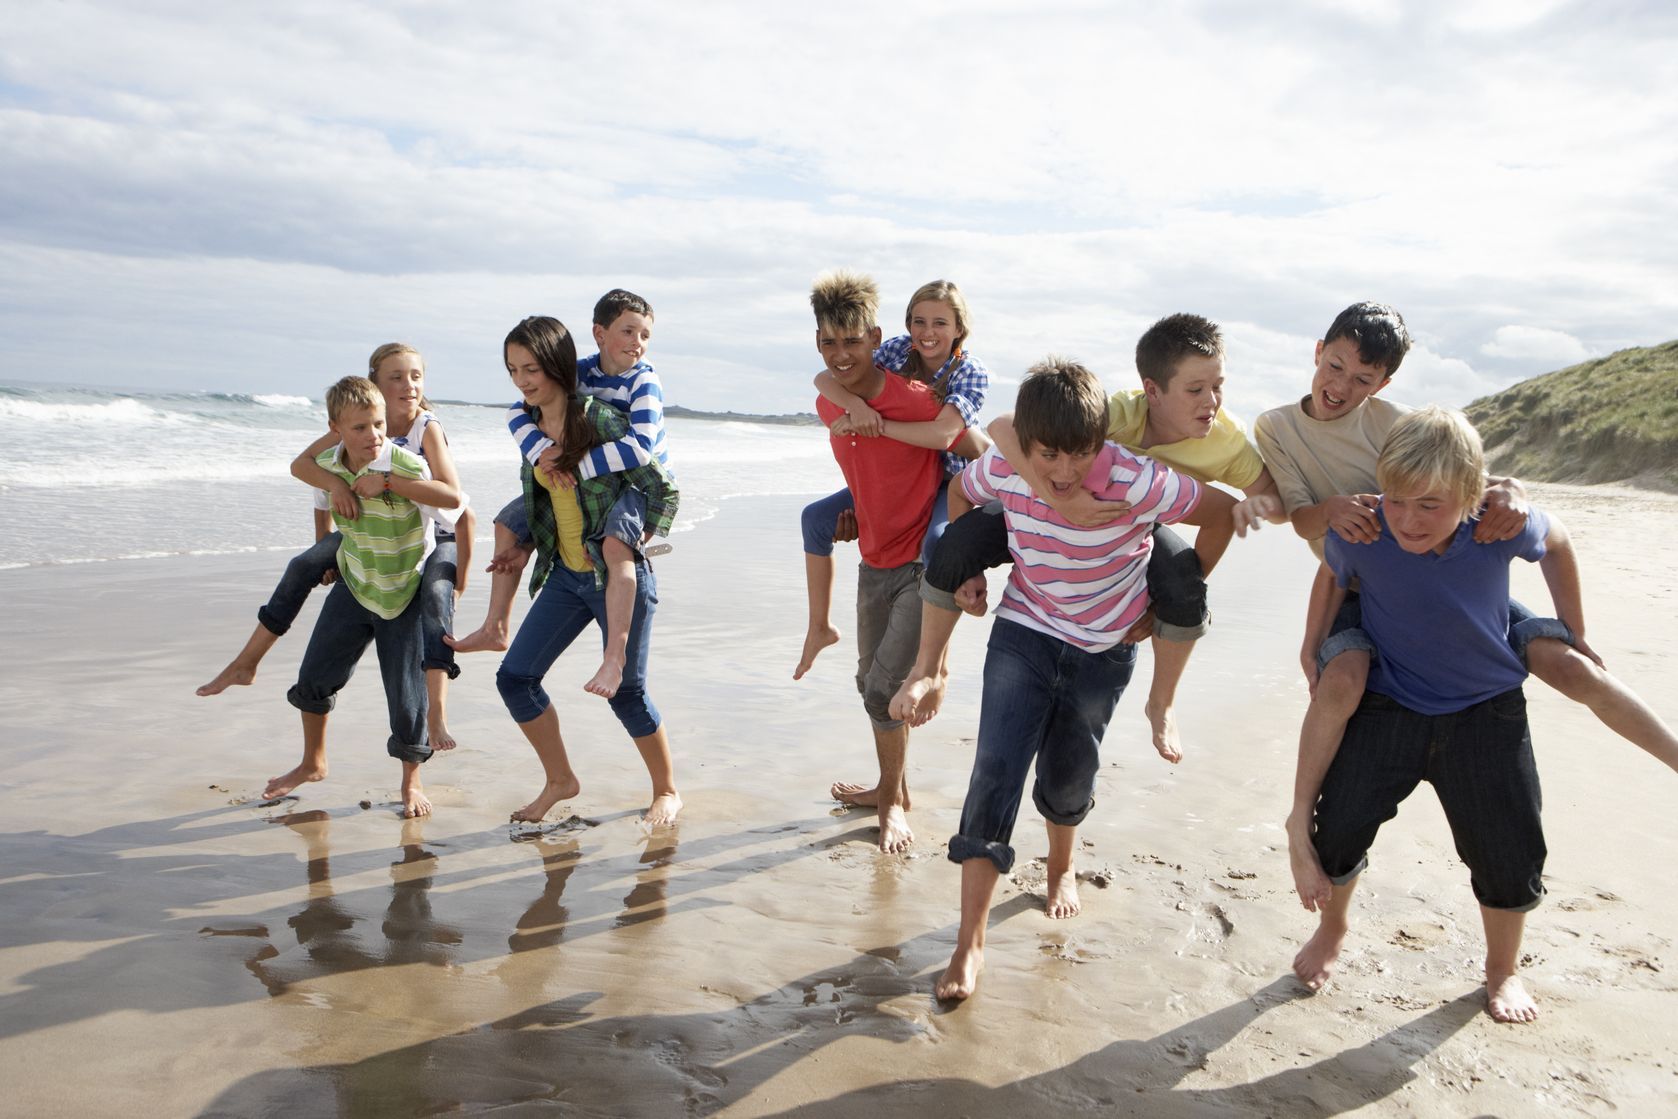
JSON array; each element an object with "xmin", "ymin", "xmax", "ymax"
[{"xmin": 959, "ymin": 443, "xmax": 1203, "ymax": 651}]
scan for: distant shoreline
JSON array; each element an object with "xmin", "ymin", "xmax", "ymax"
[{"xmin": 434, "ymin": 399, "xmax": 823, "ymax": 427}]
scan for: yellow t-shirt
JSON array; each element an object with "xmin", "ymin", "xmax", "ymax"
[
  {"xmin": 535, "ymin": 470, "xmax": 592, "ymax": 573},
  {"xmin": 1105, "ymin": 389, "xmax": 1266, "ymax": 489}
]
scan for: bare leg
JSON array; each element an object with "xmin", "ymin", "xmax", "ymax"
[
  {"xmin": 509, "ymin": 705, "xmax": 582, "ymax": 823},
  {"xmin": 1527, "ymin": 638, "xmax": 1678, "ymax": 772},
  {"xmin": 198, "ymin": 624, "xmax": 280, "ymax": 696},
  {"xmin": 1043, "ymin": 822, "xmax": 1081, "ymax": 919},
  {"xmin": 1286, "ymin": 650, "xmax": 1369, "ymax": 911},
  {"xmin": 794, "ymin": 552, "xmax": 841, "ymax": 680},
  {"xmin": 1292, "ymin": 875, "xmax": 1356, "ymax": 990},
  {"xmin": 632, "ymin": 725, "xmax": 683, "ymax": 827},
  {"xmin": 1481, "ymin": 905, "xmax": 1538, "ymax": 1023},
  {"xmin": 400, "ymin": 760, "xmax": 432, "ymax": 818},
  {"xmin": 874, "ymin": 724, "xmax": 913, "ymax": 853},
  {"xmin": 266, "ymin": 710, "xmax": 330, "ymax": 799},
  {"xmin": 889, "ymin": 599, "xmax": 962, "ymax": 726},
  {"xmin": 447, "ymin": 521, "xmax": 524, "ymax": 654},
  {"xmin": 936, "ymin": 857, "xmax": 1000, "ymax": 1000},
  {"xmin": 585, "ymin": 537, "xmax": 636, "ymax": 699},
  {"xmin": 425, "ymin": 669, "xmax": 456, "ymax": 750},
  {"xmin": 1143, "ymin": 634, "xmax": 1193, "ymax": 763}
]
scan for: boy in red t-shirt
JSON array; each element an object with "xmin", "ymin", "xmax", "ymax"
[{"xmin": 809, "ymin": 270, "xmax": 961, "ymax": 853}]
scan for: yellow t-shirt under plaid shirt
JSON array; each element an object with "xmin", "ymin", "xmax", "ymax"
[
  {"xmin": 535, "ymin": 468, "xmax": 592, "ymax": 574},
  {"xmin": 315, "ymin": 442, "xmax": 434, "ymax": 619}
]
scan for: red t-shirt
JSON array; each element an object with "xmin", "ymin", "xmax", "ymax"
[{"xmin": 817, "ymin": 376, "xmax": 946, "ymax": 568}]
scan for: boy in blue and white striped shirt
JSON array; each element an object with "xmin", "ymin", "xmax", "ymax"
[{"xmin": 450, "ymin": 290, "xmax": 673, "ymax": 703}]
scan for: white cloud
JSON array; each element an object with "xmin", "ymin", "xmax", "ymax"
[{"xmin": 1480, "ymin": 325, "xmax": 1592, "ymax": 365}]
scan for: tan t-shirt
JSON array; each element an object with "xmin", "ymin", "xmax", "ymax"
[{"xmin": 1253, "ymin": 395, "xmax": 1411, "ymax": 560}]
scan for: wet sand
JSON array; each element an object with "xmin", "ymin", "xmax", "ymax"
[{"xmin": 2, "ymin": 485, "xmax": 1675, "ymax": 1116}]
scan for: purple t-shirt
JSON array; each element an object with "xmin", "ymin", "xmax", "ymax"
[{"xmin": 1326, "ymin": 505, "xmax": 1550, "ymax": 715}]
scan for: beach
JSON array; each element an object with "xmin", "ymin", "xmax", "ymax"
[{"xmin": 2, "ymin": 478, "xmax": 1677, "ymax": 1117}]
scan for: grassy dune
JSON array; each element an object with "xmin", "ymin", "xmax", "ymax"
[{"xmin": 1464, "ymin": 340, "xmax": 1678, "ymax": 490}]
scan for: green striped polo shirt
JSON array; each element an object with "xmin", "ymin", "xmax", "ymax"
[{"xmin": 315, "ymin": 442, "xmax": 433, "ymax": 619}]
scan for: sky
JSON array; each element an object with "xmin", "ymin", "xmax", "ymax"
[{"xmin": 2, "ymin": 0, "xmax": 1675, "ymax": 420}]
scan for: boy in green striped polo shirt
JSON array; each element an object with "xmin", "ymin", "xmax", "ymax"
[{"xmin": 263, "ymin": 376, "xmax": 463, "ymax": 818}]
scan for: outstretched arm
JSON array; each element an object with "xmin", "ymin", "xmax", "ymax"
[
  {"xmin": 1233, "ymin": 466, "xmax": 1290, "ymax": 536},
  {"xmin": 878, "ymin": 401, "xmax": 969, "ymax": 451}
]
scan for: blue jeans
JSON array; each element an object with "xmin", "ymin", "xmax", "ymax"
[
  {"xmin": 948, "ymin": 618, "xmax": 1138, "ymax": 874},
  {"xmin": 495, "ymin": 561, "xmax": 661, "ymax": 737},
  {"xmin": 1316, "ymin": 593, "xmax": 1574, "ymax": 674},
  {"xmin": 286, "ymin": 582, "xmax": 431, "ymax": 763},
  {"xmin": 923, "ymin": 507, "xmax": 1207, "ymax": 640},
  {"xmin": 259, "ymin": 533, "xmax": 458, "ymax": 677},
  {"xmin": 1313, "ymin": 688, "xmax": 1545, "ymax": 911},
  {"xmin": 800, "ymin": 484, "xmax": 951, "ymax": 567}
]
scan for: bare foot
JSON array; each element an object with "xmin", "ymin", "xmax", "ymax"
[
  {"xmin": 1145, "ymin": 700, "xmax": 1183, "ymax": 764},
  {"xmin": 1045, "ymin": 865, "xmax": 1081, "ymax": 919},
  {"xmin": 197, "ymin": 661, "xmax": 256, "ymax": 697},
  {"xmin": 935, "ymin": 945, "xmax": 984, "ymax": 1001},
  {"xmin": 794, "ymin": 624, "xmax": 841, "ymax": 680},
  {"xmin": 512, "ymin": 776, "xmax": 582, "ymax": 824},
  {"xmin": 1486, "ymin": 972, "xmax": 1539, "ymax": 1024},
  {"xmin": 402, "ymin": 776, "xmax": 433, "ymax": 818},
  {"xmin": 445, "ymin": 622, "xmax": 509, "ymax": 654},
  {"xmin": 830, "ymin": 781, "xmax": 913, "ymax": 811},
  {"xmin": 642, "ymin": 791, "xmax": 682, "ymax": 828},
  {"xmin": 878, "ymin": 803, "xmax": 914, "ymax": 853},
  {"xmin": 263, "ymin": 762, "xmax": 327, "ymax": 800},
  {"xmin": 428, "ymin": 714, "xmax": 457, "ymax": 752},
  {"xmin": 584, "ymin": 657, "xmax": 623, "ymax": 699},
  {"xmin": 1292, "ymin": 919, "xmax": 1347, "ymax": 991},
  {"xmin": 1287, "ymin": 824, "xmax": 1333, "ymax": 912}
]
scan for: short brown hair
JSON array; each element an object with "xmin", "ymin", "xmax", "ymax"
[
  {"xmin": 1013, "ymin": 357, "xmax": 1109, "ymax": 455},
  {"xmin": 594, "ymin": 289, "xmax": 653, "ymax": 329},
  {"xmin": 324, "ymin": 375, "xmax": 382, "ymax": 424},
  {"xmin": 1134, "ymin": 313, "xmax": 1223, "ymax": 388},
  {"xmin": 809, "ymin": 270, "xmax": 880, "ymax": 334}
]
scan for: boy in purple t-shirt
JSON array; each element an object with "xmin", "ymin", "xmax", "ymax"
[{"xmin": 1293, "ymin": 406, "xmax": 1620, "ymax": 1025}]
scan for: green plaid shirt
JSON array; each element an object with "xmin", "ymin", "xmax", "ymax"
[{"xmin": 523, "ymin": 396, "xmax": 679, "ymax": 594}]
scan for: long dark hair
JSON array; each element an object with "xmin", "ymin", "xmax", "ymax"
[{"xmin": 506, "ymin": 316, "xmax": 597, "ymax": 477}]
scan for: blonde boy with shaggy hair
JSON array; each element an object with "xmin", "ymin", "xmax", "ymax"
[{"xmin": 1290, "ymin": 406, "xmax": 1667, "ymax": 1023}]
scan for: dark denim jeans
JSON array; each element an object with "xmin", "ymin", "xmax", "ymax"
[
  {"xmin": 495, "ymin": 560, "xmax": 661, "ymax": 737},
  {"xmin": 260, "ymin": 533, "xmax": 458, "ymax": 677},
  {"xmin": 949, "ymin": 618, "xmax": 1138, "ymax": 874},
  {"xmin": 1312, "ymin": 688, "xmax": 1546, "ymax": 911},
  {"xmin": 286, "ymin": 581, "xmax": 431, "ymax": 764},
  {"xmin": 801, "ymin": 484, "xmax": 951, "ymax": 567},
  {"xmin": 923, "ymin": 507, "xmax": 1207, "ymax": 639}
]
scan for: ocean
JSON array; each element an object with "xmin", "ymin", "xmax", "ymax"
[{"xmin": 0, "ymin": 382, "xmax": 840, "ymax": 570}]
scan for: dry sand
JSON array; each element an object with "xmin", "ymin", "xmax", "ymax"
[{"xmin": 1, "ymin": 485, "xmax": 1675, "ymax": 1117}]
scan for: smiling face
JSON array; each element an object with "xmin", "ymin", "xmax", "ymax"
[
  {"xmin": 372, "ymin": 350, "xmax": 425, "ymax": 420},
  {"xmin": 1024, "ymin": 443, "xmax": 1098, "ymax": 502},
  {"xmin": 593, "ymin": 310, "xmax": 652, "ymax": 376},
  {"xmin": 330, "ymin": 402, "xmax": 387, "ymax": 471},
  {"xmin": 506, "ymin": 341, "xmax": 563, "ymax": 410},
  {"xmin": 1383, "ymin": 484, "xmax": 1469, "ymax": 555},
  {"xmin": 1307, "ymin": 337, "xmax": 1391, "ymax": 421},
  {"xmin": 907, "ymin": 299, "xmax": 959, "ymax": 370},
  {"xmin": 1145, "ymin": 353, "xmax": 1224, "ymax": 442},
  {"xmin": 816, "ymin": 320, "xmax": 884, "ymax": 395}
]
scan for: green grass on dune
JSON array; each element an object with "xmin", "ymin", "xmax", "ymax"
[{"xmin": 1464, "ymin": 340, "xmax": 1678, "ymax": 490}]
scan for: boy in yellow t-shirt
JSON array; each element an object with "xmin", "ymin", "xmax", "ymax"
[{"xmin": 891, "ymin": 313, "xmax": 1287, "ymax": 763}]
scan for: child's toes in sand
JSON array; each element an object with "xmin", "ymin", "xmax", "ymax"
[
  {"xmin": 1045, "ymin": 866, "xmax": 1081, "ymax": 919},
  {"xmin": 1292, "ymin": 920, "xmax": 1347, "ymax": 991},
  {"xmin": 264, "ymin": 762, "xmax": 327, "ymax": 801},
  {"xmin": 1486, "ymin": 972, "xmax": 1538, "ymax": 1024},
  {"xmin": 512, "ymin": 776, "xmax": 582, "ymax": 824},
  {"xmin": 401, "ymin": 763, "xmax": 432, "ymax": 817},
  {"xmin": 642, "ymin": 791, "xmax": 682, "ymax": 828},
  {"xmin": 936, "ymin": 946, "xmax": 985, "ymax": 1001}
]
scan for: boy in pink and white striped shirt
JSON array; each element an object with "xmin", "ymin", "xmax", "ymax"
[{"xmin": 932, "ymin": 358, "xmax": 1235, "ymax": 1002}]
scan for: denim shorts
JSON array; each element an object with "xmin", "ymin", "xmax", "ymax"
[
  {"xmin": 948, "ymin": 618, "xmax": 1138, "ymax": 874},
  {"xmin": 1312, "ymin": 688, "xmax": 1545, "ymax": 911}
]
